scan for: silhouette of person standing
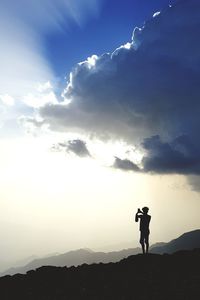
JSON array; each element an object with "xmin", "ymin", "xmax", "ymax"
[{"xmin": 135, "ymin": 207, "xmax": 151, "ymax": 254}]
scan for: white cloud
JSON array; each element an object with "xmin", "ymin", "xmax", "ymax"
[
  {"xmin": 153, "ymin": 11, "xmax": 161, "ymax": 18},
  {"xmin": 23, "ymin": 91, "xmax": 58, "ymax": 108},
  {"xmin": 0, "ymin": 94, "xmax": 15, "ymax": 106},
  {"xmin": 37, "ymin": 81, "xmax": 52, "ymax": 93}
]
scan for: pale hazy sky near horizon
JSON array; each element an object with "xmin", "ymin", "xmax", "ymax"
[{"xmin": 0, "ymin": 0, "xmax": 200, "ymax": 269}]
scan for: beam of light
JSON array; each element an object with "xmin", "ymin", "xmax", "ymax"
[{"xmin": 0, "ymin": 0, "xmax": 102, "ymax": 98}]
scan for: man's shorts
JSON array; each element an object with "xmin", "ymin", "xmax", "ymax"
[{"xmin": 140, "ymin": 230, "xmax": 150, "ymax": 244}]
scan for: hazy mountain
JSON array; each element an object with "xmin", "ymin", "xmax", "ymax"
[
  {"xmin": 2, "ymin": 229, "xmax": 200, "ymax": 276},
  {"xmin": 151, "ymin": 229, "xmax": 200, "ymax": 254},
  {"xmin": 0, "ymin": 249, "xmax": 199, "ymax": 300},
  {"xmin": 150, "ymin": 242, "xmax": 166, "ymax": 248},
  {"xmin": 0, "ymin": 247, "xmax": 141, "ymax": 276},
  {"xmin": 0, "ymin": 255, "xmax": 38, "ymax": 274}
]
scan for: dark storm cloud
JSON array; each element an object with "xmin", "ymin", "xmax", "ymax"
[
  {"xmin": 40, "ymin": 0, "xmax": 200, "ymax": 144},
  {"xmin": 38, "ymin": 0, "xmax": 200, "ymax": 185},
  {"xmin": 113, "ymin": 157, "xmax": 140, "ymax": 172},
  {"xmin": 142, "ymin": 135, "xmax": 200, "ymax": 175},
  {"xmin": 113, "ymin": 134, "xmax": 200, "ymax": 176}
]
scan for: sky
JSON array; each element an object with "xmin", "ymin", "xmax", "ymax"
[{"xmin": 0, "ymin": 0, "xmax": 200, "ymax": 270}]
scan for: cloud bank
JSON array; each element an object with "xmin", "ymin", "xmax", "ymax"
[
  {"xmin": 40, "ymin": 0, "xmax": 200, "ymax": 143},
  {"xmin": 142, "ymin": 135, "xmax": 200, "ymax": 175},
  {"xmin": 114, "ymin": 134, "xmax": 200, "ymax": 175},
  {"xmin": 37, "ymin": 0, "xmax": 200, "ymax": 187}
]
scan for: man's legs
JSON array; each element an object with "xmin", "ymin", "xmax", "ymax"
[
  {"xmin": 140, "ymin": 232, "xmax": 145, "ymax": 254},
  {"xmin": 144, "ymin": 233, "xmax": 150, "ymax": 254}
]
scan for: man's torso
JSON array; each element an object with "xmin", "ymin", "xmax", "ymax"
[{"xmin": 140, "ymin": 214, "xmax": 151, "ymax": 232}]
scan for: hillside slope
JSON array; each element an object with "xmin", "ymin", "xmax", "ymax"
[{"xmin": 151, "ymin": 229, "xmax": 200, "ymax": 253}]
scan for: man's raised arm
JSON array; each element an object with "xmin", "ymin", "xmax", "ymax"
[{"xmin": 135, "ymin": 208, "xmax": 142, "ymax": 222}]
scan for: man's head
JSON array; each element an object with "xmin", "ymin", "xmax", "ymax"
[{"xmin": 142, "ymin": 207, "xmax": 149, "ymax": 214}]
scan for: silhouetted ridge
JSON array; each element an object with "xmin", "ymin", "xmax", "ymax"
[
  {"xmin": 2, "ymin": 229, "xmax": 200, "ymax": 276},
  {"xmin": 0, "ymin": 249, "xmax": 199, "ymax": 300},
  {"xmin": 151, "ymin": 229, "xmax": 200, "ymax": 253}
]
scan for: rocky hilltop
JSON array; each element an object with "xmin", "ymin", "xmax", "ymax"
[{"xmin": 0, "ymin": 249, "xmax": 199, "ymax": 300}]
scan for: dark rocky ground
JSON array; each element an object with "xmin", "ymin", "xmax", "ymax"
[{"xmin": 0, "ymin": 249, "xmax": 199, "ymax": 300}]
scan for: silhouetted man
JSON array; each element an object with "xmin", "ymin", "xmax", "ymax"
[{"xmin": 135, "ymin": 207, "xmax": 151, "ymax": 254}]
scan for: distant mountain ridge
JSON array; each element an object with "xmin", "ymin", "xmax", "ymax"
[
  {"xmin": 1, "ymin": 229, "xmax": 200, "ymax": 276},
  {"xmin": 150, "ymin": 229, "xmax": 200, "ymax": 254},
  {"xmin": 0, "ymin": 248, "xmax": 200, "ymax": 299},
  {"xmin": 0, "ymin": 247, "xmax": 141, "ymax": 276}
]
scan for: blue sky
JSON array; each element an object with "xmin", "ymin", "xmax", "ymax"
[
  {"xmin": 0, "ymin": 0, "xmax": 175, "ymax": 97},
  {"xmin": 45, "ymin": 0, "xmax": 175, "ymax": 79}
]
